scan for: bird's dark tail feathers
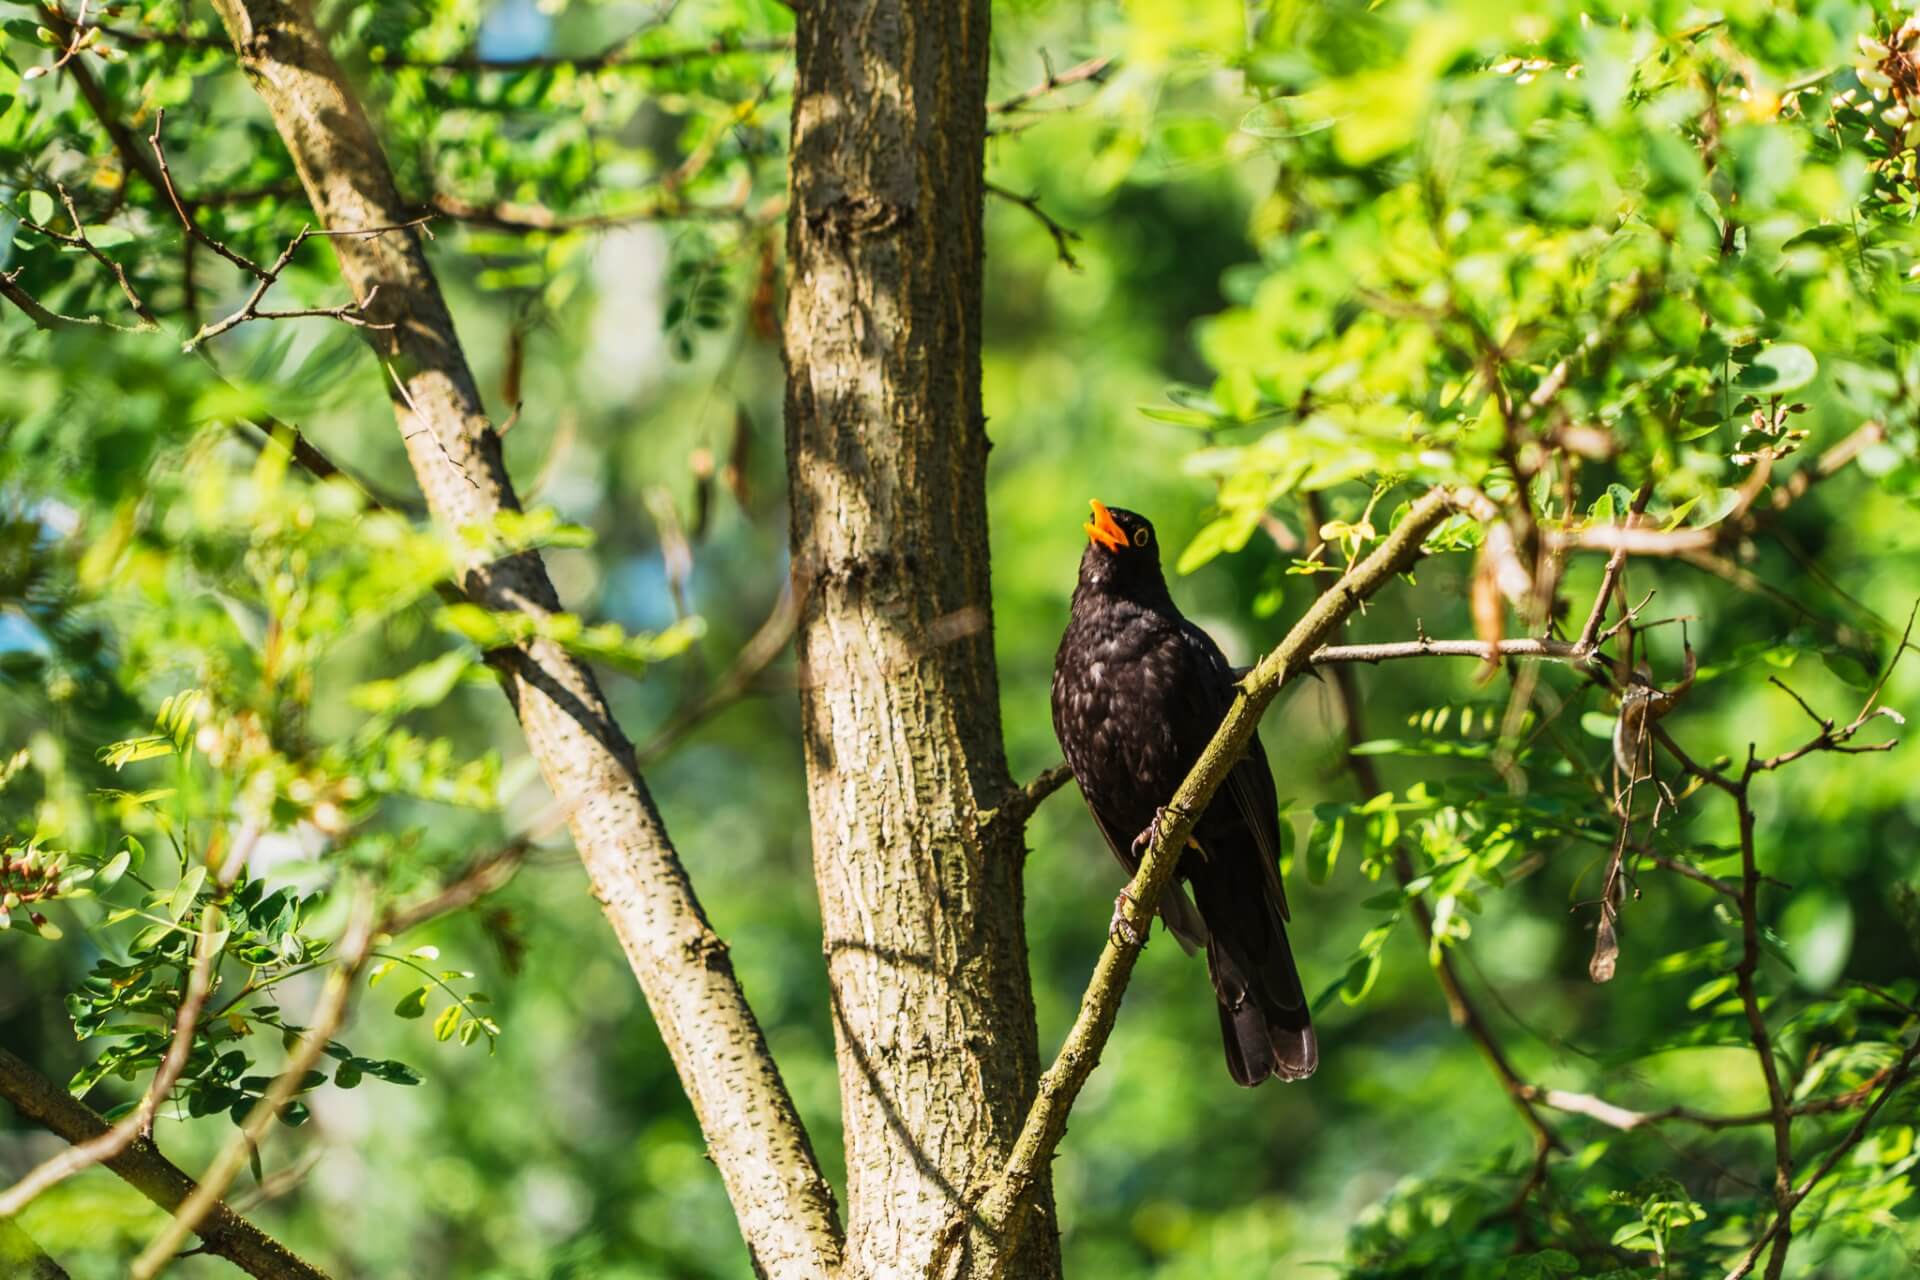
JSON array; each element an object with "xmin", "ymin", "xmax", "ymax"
[{"xmin": 1191, "ymin": 855, "xmax": 1317, "ymax": 1087}]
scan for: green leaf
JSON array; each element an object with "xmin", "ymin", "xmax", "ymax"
[
  {"xmin": 394, "ymin": 987, "xmax": 428, "ymax": 1019},
  {"xmin": 170, "ymin": 866, "xmax": 207, "ymax": 921},
  {"xmin": 367, "ymin": 1059, "xmax": 422, "ymax": 1086},
  {"xmin": 1732, "ymin": 343, "xmax": 1818, "ymax": 395},
  {"xmin": 96, "ymin": 850, "xmax": 131, "ymax": 890},
  {"xmin": 1305, "ymin": 807, "xmax": 1345, "ymax": 885}
]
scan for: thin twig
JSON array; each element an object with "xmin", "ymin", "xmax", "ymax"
[
  {"xmin": 130, "ymin": 889, "xmax": 377, "ymax": 1279},
  {"xmin": 14, "ymin": 185, "xmax": 160, "ymax": 328},
  {"xmin": 989, "ymin": 55, "xmax": 1115, "ymax": 115},
  {"xmin": 0, "ymin": 1048, "xmax": 333, "ymax": 1279},
  {"xmin": 0, "ymin": 269, "xmax": 147, "ymax": 332},
  {"xmin": 636, "ymin": 584, "xmax": 797, "ymax": 764},
  {"xmin": 983, "ymin": 182, "xmax": 1080, "ymax": 268},
  {"xmin": 0, "ymin": 905, "xmax": 221, "ymax": 1217},
  {"xmin": 990, "ymin": 762, "xmax": 1075, "ymax": 834},
  {"xmin": 1575, "ymin": 481, "xmax": 1654, "ymax": 651}
]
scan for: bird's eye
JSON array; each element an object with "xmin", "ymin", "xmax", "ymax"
[{"xmin": 1133, "ymin": 527, "xmax": 1151, "ymax": 547}]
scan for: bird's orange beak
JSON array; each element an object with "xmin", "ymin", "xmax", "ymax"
[{"xmin": 1084, "ymin": 499, "xmax": 1128, "ymax": 552}]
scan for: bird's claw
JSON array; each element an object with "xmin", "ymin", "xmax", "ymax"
[
  {"xmin": 1109, "ymin": 889, "xmax": 1145, "ymax": 947},
  {"xmin": 1130, "ymin": 805, "xmax": 1173, "ymax": 859}
]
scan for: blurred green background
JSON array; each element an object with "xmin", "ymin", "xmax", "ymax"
[{"xmin": 5, "ymin": 0, "xmax": 1920, "ymax": 1276}]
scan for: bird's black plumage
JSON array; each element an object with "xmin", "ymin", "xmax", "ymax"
[{"xmin": 1051, "ymin": 501, "xmax": 1317, "ymax": 1086}]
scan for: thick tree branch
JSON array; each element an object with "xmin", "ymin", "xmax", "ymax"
[
  {"xmin": 203, "ymin": 3, "xmax": 841, "ymax": 1273},
  {"xmin": 973, "ymin": 485, "xmax": 1466, "ymax": 1271},
  {"xmin": 0, "ymin": 1050, "xmax": 331, "ymax": 1280}
]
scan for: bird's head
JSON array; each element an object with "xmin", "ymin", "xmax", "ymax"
[{"xmin": 1079, "ymin": 499, "xmax": 1168, "ymax": 596}]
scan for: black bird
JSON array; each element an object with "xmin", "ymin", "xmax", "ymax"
[{"xmin": 1051, "ymin": 499, "xmax": 1317, "ymax": 1086}]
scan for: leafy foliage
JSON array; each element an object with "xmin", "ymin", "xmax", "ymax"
[{"xmin": 3, "ymin": 0, "xmax": 1920, "ymax": 1277}]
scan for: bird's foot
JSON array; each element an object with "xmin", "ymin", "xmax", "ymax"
[
  {"xmin": 1130, "ymin": 804, "xmax": 1191, "ymax": 859},
  {"xmin": 1130, "ymin": 806, "xmax": 1171, "ymax": 860},
  {"xmin": 1109, "ymin": 889, "xmax": 1144, "ymax": 948}
]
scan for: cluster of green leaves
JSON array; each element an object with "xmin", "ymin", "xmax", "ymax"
[
  {"xmin": 64, "ymin": 858, "xmax": 428, "ymax": 1130},
  {"xmin": 0, "ymin": 330, "xmax": 650, "ymax": 1198},
  {"xmin": 1151, "ymin": 2, "xmax": 1920, "ymax": 1274},
  {"xmin": 1175, "ymin": 0, "xmax": 1920, "ymax": 575}
]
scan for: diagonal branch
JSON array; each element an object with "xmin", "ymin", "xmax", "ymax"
[
  {"xmin": 201, "ymin": 3, "xmax": 841, "ymax": 1273},
  {"xmin": 989, "ymin": 54, "xmax": 1115, "ymax": 115},
  {"xmin": 0, "ymin": 906, "xmax": 220, "ymax": 1217},
  {"xmin": 0, "ymin": 1049, "xmax": 331, "ymax": 1280},
  {"xmin": 983, "ymin": 182, "xmax": 1080, "ymax": 268},
  {"xmin": 971, "ymin": 485, "xmax": 1467, "ymax": 1273},
  {"xmin": 129, "ymin": 891, "xmax": 376, "ymax": 1279}
]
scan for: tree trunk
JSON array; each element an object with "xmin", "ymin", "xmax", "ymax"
[
  {"xmin": 783, "ymin": 4, "xmax": 1061, "ymax": 1277},
  {"xmin": 206, "ymin": 4, "xmax": 842, "ymax": 1274}
]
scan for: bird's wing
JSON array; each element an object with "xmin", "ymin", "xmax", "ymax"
[
  {"xmin": 1224, "ymin": 735, "xmax": 1291, "ymax": 922},
  {"xmin": 1178, "ymin": 623, "xmax": 1292, "ymax": 922}
]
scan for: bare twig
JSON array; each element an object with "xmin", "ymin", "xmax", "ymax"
[
  {"xmin": 130, "ymin": 889, "xmax": 377, "ymax": 1279},
  {"xmin": 188, "ymin": 271, "xmax": 393, "ymax": 349},
  {"xmin": 0, "ymin": 905, "xmax": 221, "ymax": 1217},
  {"xmin": 636, "ymin": 585, "xmax": 797, "ymax": 764},
  {"xmin": 1522, "ymin": 1077, "xmax": 1895, "ymax": 1134},
  {"xmin": 15, "ymin": 185, "xmax": 160, "ymax": 328},
  {"xmin": 989, "ymin": 762, "xmax": 1075, "ymax": 834},
  {"xmin": 0, "ymin": 269, "xmax": 147, "ymax": 332},
  {"xmin": 984, "ymin": 182, "xmax": 1080, "ymax": 268},
  {"xmin": 378, "ymin": 839, "xmax": 533, "ymax": 937},
  {"xmin": 1575, "ymin": 482, "xmax": 1654, "ymax": 651},
  {"xmin": 989, "ymin": 55, "xmax": 1115, "ymax": 115},
  {"xmin": 150, "ymin": 109, "xmax": 427, "ymax": 350}
]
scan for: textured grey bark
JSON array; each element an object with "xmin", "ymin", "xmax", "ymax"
[
  {"xmin": 205, "ymin": 4, "xmax": 842, "ymax": 1274},
  {"xmin": 783, "ymin": 3, "xmax": 1062, "ymax": 1276}
]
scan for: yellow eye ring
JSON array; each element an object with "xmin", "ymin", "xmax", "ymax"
[{"xmin": 1133, "ymin": 527, "xmax": 1151, "ymax": 547}]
